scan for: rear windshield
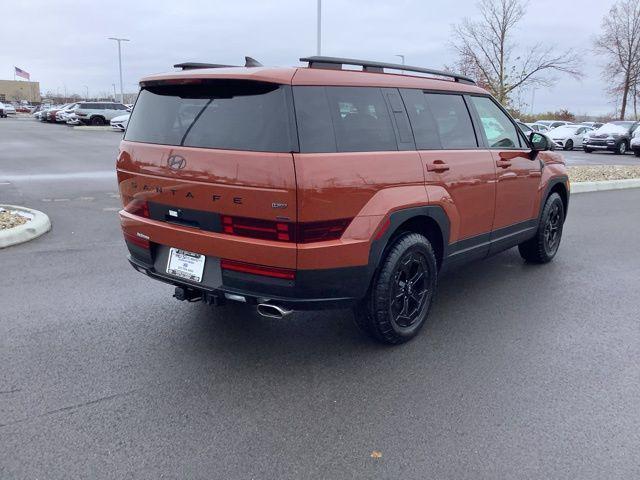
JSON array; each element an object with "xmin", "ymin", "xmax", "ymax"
[{"xmin": 125, "ymin": 80, "xmax": 294, "ymax": 152}]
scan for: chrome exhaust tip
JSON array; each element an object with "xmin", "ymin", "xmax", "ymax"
[{"xmin": 257, "ymin": 303, "xmax": 293, "ymax": 319}]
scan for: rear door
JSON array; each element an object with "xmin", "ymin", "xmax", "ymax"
[
  {"xmin": 118, "ymin": 79, "xmax": 299, "ymax": 266},
  {"xmin": 401, "ymin": 89, "xmax": 496, "ymax": 260},
  {"xmin": 467, "ymin": 95, "xmax": 541, "ymax": 242}
]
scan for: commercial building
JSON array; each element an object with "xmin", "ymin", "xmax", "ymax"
[{"xmin": 0, "ymin": 79, "xmax": 41, "ymax": 103}]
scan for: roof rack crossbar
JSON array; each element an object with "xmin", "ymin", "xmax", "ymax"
[
  {"xmin": 299, "ymin": 56, "xmax": 475, "ymax": 85},
  {"xmin": 173, "ymin": 62, "xmax": 237, "ymax": 70}
]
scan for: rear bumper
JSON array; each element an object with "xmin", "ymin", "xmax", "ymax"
[{"xmin": 126, "ymin": 241, "xmax": 371, "ymax": 311}]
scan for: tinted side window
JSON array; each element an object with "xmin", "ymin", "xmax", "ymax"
[
  {"xmin": 326, "ymin": 87, "xmax": 397, "ymax": 152},
  {"xmin": 470, "ymin": 96, "xmax": 521, "ymax": 148},
  {"xmin": 293, "ymin": 87, "xmax": 336, "ymax": 153},
  {"xmin": 403, "ymin": 91, "xmax": 478, "ymax": 149},
  {"xmin": 400, "ymin": 89, "xmax": 442, "ymax": 149}
]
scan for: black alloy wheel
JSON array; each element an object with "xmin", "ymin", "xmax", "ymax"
[{"xmin": 390, "ymin": 250, "xmax": 431, "ymax": 329}]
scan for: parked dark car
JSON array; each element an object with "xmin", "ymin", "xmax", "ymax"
[{"xmin": 583, "ymin": 121, "xmax": 640, "ymax": 155}]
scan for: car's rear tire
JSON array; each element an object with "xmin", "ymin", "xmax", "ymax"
[
  {"xmin": 518, "ymin": 192, "xmax": 565, "ymax": 264},
  {"xmin": 90, "ymin": 116, "xmax": 105, "ymax": 126},
  {"xmin": 564, "ymin": 140, "xmax": 573, "ymax": 151},
  {"xmin": 615, "ymin": 141, "xmax": 628, "ymax": 155},
  {"xmin": 354, "ymin": 233, "xmax": 437, "ymax": 345}
]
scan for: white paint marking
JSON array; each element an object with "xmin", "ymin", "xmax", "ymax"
[{"xmin": 0, "ymin": 171, "xmax": 115, "ymax": 182}]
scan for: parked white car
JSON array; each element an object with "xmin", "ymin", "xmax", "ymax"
[
  {"xmin": 2, "ymin": 103, "xmax": 16, "ymax": 115},
  {"xmin": 110, "ymin": 113, "xmax": 130, "ymax": 131},
  {"xmin": 74, "ymin": 101, "xmax": 129, "ymax": 126},
  {"xmin": 66, "ymin": 113, "xmax": 81, "ymax": 126},
  {"xmin": 631, "ymin": 129, "xmax": 640, "ymax": 157},
  {"xmin": 547, "ymin": 124, "xmax": 593, "ymax": 151},
  {"xmin": 535, "ymin": 120, "xmax": 572, "ymax": 130},
  {"xmin": 525, "ymin": 123, "xmax": 550, "ymax": 133},
  {"xmin": 55, "ymin": 103, "xmax": 80, "ymax": 123}
]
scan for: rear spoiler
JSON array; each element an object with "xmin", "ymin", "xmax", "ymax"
[{"xmin": 174, "ymin": 57, "xmax": 263, "ymax": 70}]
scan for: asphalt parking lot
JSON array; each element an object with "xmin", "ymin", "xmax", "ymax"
[{"xmin": 2, "ymin": 117, "xmax": 640, "ymax": 479}]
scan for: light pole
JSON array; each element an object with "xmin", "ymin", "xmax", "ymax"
[
  {"xmin": 112, "ymin": 84, "xmax": 117, "ymax": 102},
  {"xmin": 316, "ymin": 0, "xmax": 322, "ymax": 55},
  {"xmin": 108, "ymin": 37, "xmax": 129, "ymax": 103},
  {"xmin": 83, "ymin": 85, "xmax": 89, "ymax": 100}
]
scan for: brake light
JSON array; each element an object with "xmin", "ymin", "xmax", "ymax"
[
  {"xmin": 123, "ymin": 231, "xmax": 150, "ymax": 249},
  {"xmin": 221, "ymin": 215, "xmax": 294, "ymax": 242},
  {"xmin": 123, "ymin": 196, "xmax": 149, "ymax": 218},
  {"xmin": 220, "ymin": 259, "xmax": 295, "ymax": 280},
  {"xmin": 220, "ymin": 215, "xmax": 352, "ymax": 243}
]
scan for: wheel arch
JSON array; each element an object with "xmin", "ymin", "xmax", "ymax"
[
  {"xmin": 369, "ymin": 206, "xmax": 450, "ymax": 273},
  {"xmin": 544, "ymin": 176, "xmax": 569, "ymax": 220}
]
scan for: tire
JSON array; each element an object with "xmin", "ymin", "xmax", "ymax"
[
  {"xmin": 563, "ymin": 140, "xmax": 573, "ymax": 151},
  {"xmin": 518, "ymin": 192, "xmax": 565, "ymax": 264},
  {"xmin": 583, "ymin": 148, "xmax": 592, "ymax": 153},
  {"xmin": 353, "ymin": 233, "xmax": 438, "ymax": 344},
  {"xmin": 634, "ymin": 150, "xmax": 640, "ymax": 157},
  {"xmin": 615, "ymin": 141, "xmax": 628, "ymax": 155},
  {"xmin": 90, "ymin": 116, "xmax": 105, "ymax": 126}
]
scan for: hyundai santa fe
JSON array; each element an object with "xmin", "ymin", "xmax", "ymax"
[{"xmin": 117, "ymin": 56, "xmax": 569, "ymax": 344}]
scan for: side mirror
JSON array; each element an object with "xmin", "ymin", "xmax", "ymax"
[{"xmin": 530, "ymin": 132, "xmax": 549, "ymax": 151}]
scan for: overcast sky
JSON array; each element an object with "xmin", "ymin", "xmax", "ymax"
[{"xmin": 0, "ymin": 0, "xmax": 619, "ymax": 114}]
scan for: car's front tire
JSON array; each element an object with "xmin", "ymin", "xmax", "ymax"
[
  {"xmin": 354, "ymin": 233, "xmax": 437, "ymax": 345},
  {"xmin": 583, "ymin": 147, "xmax": 593, "ymax": 153},
  {"xmin": 518, "ymin": 192, "xmax": 565, "ymax": 264},
  {"xmin": 634, "ymin": 150, "xmax": 640, "ymax": 157},
  {"xmin": 564, "ymin": 140, "xmax": 573, "ymax": 151},
  {"xmin": 615, "ymin": 141, "xmax": 628, "ymax": 155},
  {"xmin": 90, "ymin": 116, "xmax": 106, "ymax": 126}
]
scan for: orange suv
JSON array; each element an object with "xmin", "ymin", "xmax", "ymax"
[{"xmin": 118, "ymin": 56, "xmax": 569, "ymax": 344}]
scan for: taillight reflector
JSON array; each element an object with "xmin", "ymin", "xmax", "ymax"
[
  {"xmin": 123, "ymin": 231, "xmax": 150, "ymax": 249},
  {"xmin": 220, "ymin": 259, "xmax": 295, "ymax": 280}
]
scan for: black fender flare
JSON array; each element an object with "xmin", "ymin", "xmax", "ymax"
[
  {"xmin": 539, "ymin": 175, "xmax": 569, "ymax": 221},
  {"xmin": 366, "ymin": 205, "xmax": 450, "ymax": 280}
]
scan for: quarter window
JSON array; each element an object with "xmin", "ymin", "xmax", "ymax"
[
  {"xmin": 470, "ymin": 96, "xmax": 521, "ymax": 148},
  {"xmin": 294, "ymin": 86, "xmax": 398, "ymax": 153}
]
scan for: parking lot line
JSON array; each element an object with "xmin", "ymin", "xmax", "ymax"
[{"xmin": 0, "ymin": 171, "xmax": 115, "ymax": 182}]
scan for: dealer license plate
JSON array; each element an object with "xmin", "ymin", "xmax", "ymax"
[{"xmin": 166, "ymin": 248, "xmax": 205, "ymax": 282}]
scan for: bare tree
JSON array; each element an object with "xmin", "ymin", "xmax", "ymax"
[
  {"xmin": 450, "ymin": 0, "xmax": 582, "ymax": 105},
  {"xmin": 595, "ymin": 0, "xmax": 640, "ymax": 120}
]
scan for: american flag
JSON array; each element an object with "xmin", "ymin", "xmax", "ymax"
[{"xmin": 15, "ymin": 67, "xmax": 30, "ymax": 80}]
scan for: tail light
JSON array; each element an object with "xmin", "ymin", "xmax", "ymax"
[
  {"xmin": 221, "ymin": 215, "xmax": 293, "ymax": 242},
  {"xmin": 123, "ymin": 196, "xmax": 149, "ymax": 218},
  {"xmin": 221, "ymin": 259, "xmax": 295, "ymax": 280},
  {"xmin": 221, "ymin": 215, "xmax": 352, "ymax": 243}
]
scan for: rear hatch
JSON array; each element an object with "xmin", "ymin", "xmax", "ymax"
[{"xmin": 117, "ymin": 77, "xmax": 299, "ymax": 267}]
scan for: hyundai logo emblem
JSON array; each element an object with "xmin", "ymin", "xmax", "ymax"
[{"xmin": 167, "ymin": 154, "xmax": 186, "ymax": 170}]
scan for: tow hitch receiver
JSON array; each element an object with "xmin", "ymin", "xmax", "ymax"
[{"xmin": 173, "ymin": 286, "xmax": 202, "ymax": 302}]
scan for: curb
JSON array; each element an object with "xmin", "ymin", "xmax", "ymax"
[
  {"xmin": 0, "ymin": 205, "xmax": 51, "ymax": 248},
  {"xmin": 73, "ymin": 126, "xmax": 115, "ymax": 131},
  {"xmin": 571, "ymin": 178, "xmax": 640, "ymax": 194}
]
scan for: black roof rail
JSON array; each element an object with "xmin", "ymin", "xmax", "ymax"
[
  {"xmin": 174, "ymin": 62, "xmax": 236, "ymax": 70},
  {"xmin": 299, "ymin": 56, "xmax": 476, "ymax": 85}
]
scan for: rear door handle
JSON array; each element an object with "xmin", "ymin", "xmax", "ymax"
[
  {"xmin": 426, "ymin": 160, "xmax": 450, "ymax": 172},
  {"xmin": 496, "ymin": 160, "xmax": 512, "ymax": 168}
]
